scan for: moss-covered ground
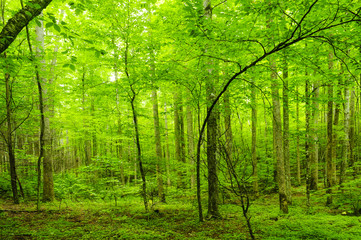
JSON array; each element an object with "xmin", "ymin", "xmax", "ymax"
[{"xmin": 1, "ymin": 187, "xmax": 360, "ymax": 239}]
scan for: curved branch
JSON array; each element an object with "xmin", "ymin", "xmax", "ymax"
[{"xmin": 0, "ymin": 0, "xmax": 53, "ymax": 54}]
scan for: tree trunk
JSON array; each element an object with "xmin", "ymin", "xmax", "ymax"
[
  {"xmin": 332, "ymin": 83, "xmax": 341, "ymax": 184},
  {"xmin": 224, "ymin": 92, "xmax": 233, "ymax": 178},
  {"xmin": 349, "ymin": 90, "xmax": 356, "ymax": 175},
  {"xmin": 152, "ymin": 90, "xmax": 165, "ymax": 202},
  {"xmin": 271, "ymin": 59, "xmax": 288, "ymax": 214},
  {"xmin": 310, "ymin": 78, "xmax": 320, "ymax": 190},
  {"xmin": 5, "ymin": 68, "xmax": 19, "ymax": 204},
  {"xmin": 186, "ymin": 103, "xmax": 195, "ymax": 189},
  {"xmin": 251, "ymin": 85, "xmax": 258, "ymax": 196},
  {"xmin": 340, "ymin": 85, "xmax": 350, "ymax": 186},
  {"xmin": 81, "ymin": 69, "xmax": 91, "ymax": 166},
  {"xmin": 326, "ymin": 52, "xmax": 334, "ymax": 205},
  {"xmin": 164, "ymin": 102, "xmax": 171, "ymax": 186},
  {"xmin": 282, "ymin": 55, "xmax": 291, "ymax": 204},
  {"xmin": 174, "ymin": 89, "xmax": 185, "ymax": 187},
  {"xmin": 204, "ymin": 0, "xmax": 221, "ymax": 219},
  {"xmin": 130, "ymin": 93, "xmax": 148, "ymax": 212},
  {"xmin": 35, "ymin": 15, "xmax": 54, "ymax": 202},
  {"xmin": 296, "ymin": 86, "xmax": 301, "ymax": 186}
]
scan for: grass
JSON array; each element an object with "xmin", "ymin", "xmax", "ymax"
[{"xmin": 1, "ymin": 187, "xmax": 361, "ymax": 239}]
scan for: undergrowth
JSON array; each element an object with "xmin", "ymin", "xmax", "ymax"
[{"xmin": 1, "ymin": 186, "xmax": 361, "ymax": 240}]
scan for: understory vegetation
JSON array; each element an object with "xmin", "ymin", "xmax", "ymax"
[{"xmin": 1, "ymin": 168, "xmax": 361, "ymax": 239}]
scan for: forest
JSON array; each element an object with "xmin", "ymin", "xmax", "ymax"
[{"xmin": 1, "ymin": 0, "xmax": 361, "ymax": 239}]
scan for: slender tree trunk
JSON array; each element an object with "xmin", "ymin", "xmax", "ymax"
[
  {"xmin": 91, "ymin": 100, "xmax": 98, "ymax": 158},
  {"xmin": 251, "ymin": 85, "xmax": 258, "ymax": 196},
  {"xmin": 340, "ymin": 84, "xmax": 350, "ymax": 186},
  {"xmin": 123, "ymin": 31, "xmax": 147, "ymax": 210},
  {"xmin": 224, "ymin": 92, "xmax": 234, "ymax": 183},
  {"xmin": 130, "ymin": 93, "xmax": 148, "ymax": 212},
  {"xmin": 81, "ymin": 69, "xmax": 91, "ymax": 166},
  {"xmin": 186, "ymin": 103, "xmax": 195, "ymax": 189},
  {"xmin": 310, "ymin": 79, "xmax": 320, "ymax": 190},
  {"xmin": 152, "ymin": 90, "xmax": 165, "ymax": 202},
  {"xmin": 296, "ymin": 86, "xmax": 301, "ymax": 186},
  {"xmin": 174, "ymin": 90, "xmax": 184, "ymax": 187},
  {"xmin": 263, "ymin": 97, "xmax": 271, "ymax": 182},
  {"xmin": 349, "ymin": 90, "xmax": 356, "ymax": 174},
  {"xmin": 164, "ymin": 103, "xmax": 171, "ymax": 186},
  {"xmin": 326, "ymin": 52, "xmax": 334, "ymax": 205},
  {"xmin": 5, "ymin": 68, "xmax": 19, "ymax": 204},
  {"xmin": 282, "ymin": 55, "xmax": 291, "ymax": 204},
  {"xmin": 271, "ymin": 59, "xmax": 288, "ymax": 214},
  {"xmin": 35, "ymin": 14, "xmax": 54, "ymax": 202},
  {"xmin": 204, "ymin": 0, "xmax": 221, "ymax": 219},
  {"xmin": 113, "ymin": 38, "xmax": 125, "ymax": 185},
  {"xmin": 333, "ymin": 83, "xmax": 341, "ymax": 184}
]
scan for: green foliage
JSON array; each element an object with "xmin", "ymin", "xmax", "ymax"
[
  {"xmin": 0, "ymin": 175, "xmax": 11, "ymax": 199},
  {"xmin": 55, "ymin": 172, "xmax": 98, "ymax": 201},
  {"xmin": 335, "ymin": 178, "xmax": 361, "ymax": 216}
]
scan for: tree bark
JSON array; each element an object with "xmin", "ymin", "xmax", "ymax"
[
  {"xmin": 271, "ymin": 59, "xmax": 288, "ymax": 214},
  {"xmin": 164, "ymin": 102, "xmax": 171, "ymax": 186},
  {"xmin": 5, "ymin": 68, "xmax": 19, "ymax": 204},
  {"xmin": 130, "ymin": 93, "xmax": 148, "ymax": 212},
  {"xmin": 224, "ymin": 92, "xmax": 234, "ymax": 181},
  {"xmin": 152, "ymin": 90, "xmax": 165, "ymax": 202},
  {"xmin": 309, "ymin": 78, "xmax": 320, "ymax": 190},
  {"xmin": 296, "ymin": 86, "xmax": 301, "ymax": 186},
  {"xmin": 0, "ymin": 0, "xmax": 53, "ymax": 54},
  {"xmin": 326, "ymin": 52, "xmax": 334, "ymax": 205},
  {"xmin": 34, "ymin": 14, "xmax": 54, "ymax": 202},
  {"xmin": 282, "ymin": 55, "xmax": 291, "ymax": 204},
  {"xmin": 251, "ymin": 85, "xmax": 258, "ymax": 196},
  {"xmin": 81, "ymin": 69, "xmax": 91, "ymax": 166},
  {"xmin": 340, "ymin": 84, "xmax": 350, "ymax": 186},
  {"xmin": 174, "ymin": 89, "xmax": 185, "ymax": 187},
  {"xmin": 186, "ymin": 103, "xmax": 195, "ymax": 189},
  {"xmin": 203, "ymin": 0, "xmax": 221, "ymax": 219}
]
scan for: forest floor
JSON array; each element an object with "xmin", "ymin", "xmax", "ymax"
[{"xmin": 1, "ymin": 187, "xmax": 361, "ymax": 240}]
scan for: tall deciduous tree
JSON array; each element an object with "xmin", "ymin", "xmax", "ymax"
[
  {"xmin": 282, "ymin": 54, "xmax": 291, "ymax": 203},
  {"xmin": 326, "ymin": 52, "xmax": 335, "ymax": 205},
  {"xmin": 310, "ymin": 73, "xmax": 320, "ymax": 191},
  {"xmin": 35, "ymin": 13, "xmax": 54, "ymax": 202},
  {"xmin": 250, "ymin": 84, "xmax": 258, "ymax": 195},
  {"xmin": 152, "ymin": 90, "xmax": 165, "ymax": 202},
  {"xmin": 271, "ymin": 58, "xmax": 288, "ymax": 214},
  {"xmin": 204, "ymin": 0, "xmax": 221, "ymax": 219}
]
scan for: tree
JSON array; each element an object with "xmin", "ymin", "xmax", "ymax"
[
  {"xmin": 326, "ymin": 52, "xmax": 334, "ymax": 205},
  {"xmin": 270, "ymin": 58, "xmax": 288, "ymax": 214},
  {"xmin": 282, "ymin": 53, "xmax": 291, "ymax": 203},
  {"xmin": 152, "ymin": 90, "xmax": 165, "ymax": 202},
  {"xmin": 250, "ymin": 84, "xmax": 258, "ymax": 196},
  {"xmin": 204, "ymin": 0, "xmax": 221, "ymax": 219},
  {"xmin": 35, "ymin": 13, "xmax": 54, "ymax": 202}
]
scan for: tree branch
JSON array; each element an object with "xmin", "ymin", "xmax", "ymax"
[{"xmin": 0, "ymin": 0, "xmax": 53, "ymax": 54}]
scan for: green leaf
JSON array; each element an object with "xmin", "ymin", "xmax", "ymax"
[
  {"xmin": 69, "ymin": 64, "xmax": 76, "ymax": 71},
  {"xmin": 45, "ymin": 22, "xmax": 53, "ymax": 28},
  {"xmin": 54, "ymin": 24, "xmax": 61, "ymax": 32},
  {"xmin": 34, "ymin": 3, "xmax": 42, "ymax": 9},
  {"xmin": 25, "ymin": 11, "xmax": 33, "ymax": 17},
  {"xmin": 95, "ymin": 51, "xmax": 100, "ymax": 58},
  {"xmin": 35, "ymin": 19, "xmax": 42, "ymax": 27},
  {"xmin": 83, "ymin": 39, "xmax": 94, "ymax": 44}
]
